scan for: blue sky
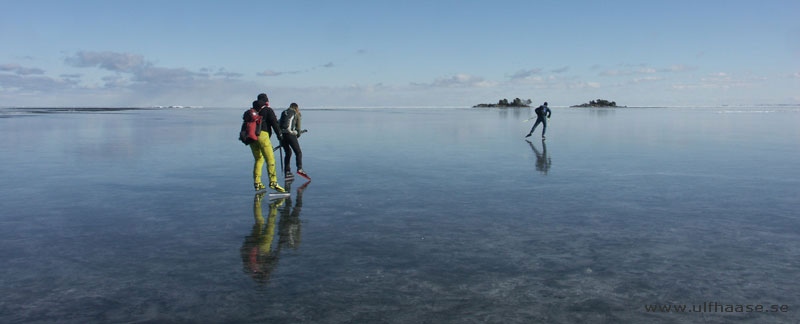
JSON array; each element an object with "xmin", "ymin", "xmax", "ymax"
[{"xmin": 1, "ymin": 0, "xmax": 798, "ymax": 107}]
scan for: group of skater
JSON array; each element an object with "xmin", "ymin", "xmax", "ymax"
[
  {"xmin": 243, "ymin": 96, "xmax": 551, "ymax": 192},
  {"xmin": 244, "ymin": 93, "xmax": 308, "ymax": 193}
]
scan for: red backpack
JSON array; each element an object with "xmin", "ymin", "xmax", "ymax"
[{"xmin": 238, "ymin": 108, "xmax": 262, "ymax": 145}]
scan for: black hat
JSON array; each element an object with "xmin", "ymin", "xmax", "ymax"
[
  {"xmin": 544, "ymin": 102, "xmax": 548, "ymax": 106},
  {"xmin": 257, "ymin": 93, "xmax": 268, "ymax": 102}
]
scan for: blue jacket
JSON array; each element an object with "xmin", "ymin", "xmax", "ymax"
[{"xmin": 535, "ymin": 105, "xmax": 551, "ymax": 118}]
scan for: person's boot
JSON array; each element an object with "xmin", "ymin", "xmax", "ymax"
[
  {"xmin": 254, "ymin": 182, "xmax": 266, "ymax": 191},
  {"xmin": 269, "ymin": 181, "xmax": 287, "ymax": 193},
  {"xmin": 297, "ymin": 169, "xmax": 310, "ymax": 180}
]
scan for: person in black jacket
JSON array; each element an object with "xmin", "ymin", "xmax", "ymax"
[
  {"xmin": 249, "ymin": 93, "xmax": 285, "ymax": 192},
  {"xmin": 280, "ymin": 103, "xmax": 308, "ymax": 180},
  {"xmin": 525, "ymin": 102, "xmax": 552, "ymax": 139}
]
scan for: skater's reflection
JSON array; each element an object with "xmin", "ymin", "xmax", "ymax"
[
  {"xmin": 240, "ymin": 180, "xmax": 310, "ymax": 284},
  {"xmin": 526, "ymin": 139, "xmax": 551, "ymax": 175},
  {"xmin": 241, "ymin": 193, "xmax": 284, "ymax": 284},
  {"xmin": 279, "ymin": 180, "xmax": 309, "ymax": 250}
]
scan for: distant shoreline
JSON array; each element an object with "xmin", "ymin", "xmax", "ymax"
[
  {"xmin": 2, "ymin": 104, "xmax": 799, "ymax": 110},
  {"xmin": 473, "ymin": 104, "xmax": 530, "ymax": 108}
]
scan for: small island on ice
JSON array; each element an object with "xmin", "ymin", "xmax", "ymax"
[
  {"xmin": 570, "ymin": 99, "xmax": 625, "ymax": 107},
  {"xmin": 473, "ymin": 98, "xmax": 532, "ymax": 108}
]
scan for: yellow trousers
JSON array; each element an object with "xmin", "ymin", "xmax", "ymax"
[{"xmin": 249, "ymin": 131, "xmax": 277, "ymax": 185}]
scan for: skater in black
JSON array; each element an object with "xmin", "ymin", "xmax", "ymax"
[
  {"xmin": 525, "ymin": 102, "xmax": 551, "ymax": 139},
  {"xmin": 279, "ymin": 103, "xmax": 309, "ymax": 180}
]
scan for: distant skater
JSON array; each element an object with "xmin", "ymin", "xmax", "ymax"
[
  {"xmin": 279, "ymin": 103, "xmax": 309, "ymax": 180},
  {"xmin": 525, "ymin": 102, "xmax": 551, "ymax": 139},
  {"xmin": 249, "ymin": 93, "xmax": 285, "ymax": 193}
]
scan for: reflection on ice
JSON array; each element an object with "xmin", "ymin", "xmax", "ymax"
[
  {"xmin": 241, "ymin": 181, "xmax": 309, "ymax": 284},
  {"xmin": 1, "ymin": 107, "xmax": 799, "ymax": 323},
  {"xmin": 527, "ymin": 139, "xmax": 551, "ymax": 175}
]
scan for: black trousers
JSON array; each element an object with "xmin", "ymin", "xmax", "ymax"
[{"xmin": 281, "ymin": 134, "xmax": 302, "ymax": 171}]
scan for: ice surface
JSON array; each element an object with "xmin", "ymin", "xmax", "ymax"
[{"xmin": 1, "ymin": 106, "xmax": 798, "ymax": 323}]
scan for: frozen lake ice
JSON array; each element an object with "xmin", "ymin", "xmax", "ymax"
[{"xmin": 1, "ymin": 106, "xmax": 799, "ymax": 323}]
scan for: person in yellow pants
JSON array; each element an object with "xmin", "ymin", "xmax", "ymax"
[
  {"xmin": 249, "ymin": 128, "xmax": 282, "ymax": 191},
  {"xmin": 249, "ymin": 93, "xmax": 285, "ymax": 193}
]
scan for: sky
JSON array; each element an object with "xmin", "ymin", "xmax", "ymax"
[{"xmin": 1, "ymin": 0, "xmax": 799, "ymax": 108}]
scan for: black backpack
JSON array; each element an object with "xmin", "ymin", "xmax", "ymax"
[{"xmin": 279, "ymin": 109, "xmax": 292, "ymax": 132}]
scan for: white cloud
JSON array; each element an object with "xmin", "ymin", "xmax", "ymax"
[
  {"xmin": 600, "ymin": 67, "xmax": 656, "ymax": 76},
  {"xmin": 0, "ymin": 73, "xmax": 78, "ymax": 91},
  {"xmin": 506, "ymin": 70, "xmax": 574, "ymax": 86},
  {"xmin": 257, "ymin": 70, "xmax": 302, "ymax": 77},
  {"xmin": 632, "ymin": 76, "xmax": 665, "ymax": 83},
  {"xmin": 659, "ymin": 64, "xmax": 695, "ymax": 72},
  {"xmin": 256, "ymin": 61, "xmax": 333, "ymax": 77},
  {"xmin": 639, "ymin": 68, "xmax": 657, "ymax": 74},
  {"xmin": 0, "ymin": 63, "xmax": 45, "ymax": 75},
  {"xmin": 512, "ymin": 75, "xmax": 545, "ymax": 83},
  {"xmin": 101, "ymin": 75, "xmax": 130, "ymax": 88},
  {"xmin": 65, "ymin": 51, "xmax": 146, "ymax": 72},
  {"xmin": 599, "ymin": 69, "xmax": 634, "ymax": 76},
  {"xmin": 701, "ymin": 73, "xmax": 733, "ymax": 83},
  {"xmin": 502, "ymin": 72, "xmax": 605, "ymax": 90},
  {"xmin": 258, "ymin": 70, "xmax": 283, "ymax": 76},
  {"xmin": 213, "ymin": 68, "xmax": 242, "ymax": 78},
  {"xmin": 509, "ymin": 68, "xmax": 542, "ymax": 80},
  {"xmin": 63, "ymin": 51, "xmax": 219, "ymax": 86},
  {"xmin": 580, "ymin": 82, "xmax": 601, "ymax": 89},
  {"xmin": 601, "ymin": 64, "xmax": 693, "ymax": 76},
  {"xmin": 672, "ymin": 73, "xmax": 767, "ymax": 91},
  {"xmin": 413, "ymin": 74, "xmax": 497, "ymax": 88},
  {"xmin": 132, "ymin": 66, "xmax": 206, "ymax": 85},
  {"xmin": 671, "ymin": 83, "xmax": 716, "ymax": 90},
  {"xmin": 0, "ymin": 50, "xmax": 262, "ymax": 106}
]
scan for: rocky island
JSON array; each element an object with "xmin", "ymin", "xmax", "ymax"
[
  {"xmin": 473, "ymin": 98, "xmax": 532, "ymax": 108},
  {"xmin": 570, "ymin": 99, "xmax": 625, "ymax": 107}
]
